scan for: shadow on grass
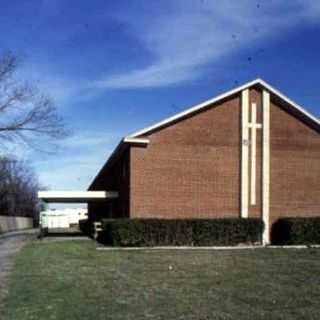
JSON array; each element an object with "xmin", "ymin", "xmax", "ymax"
[{"xmin": 39, "ymin": 228, "xmax": 88, "ymax": 239}]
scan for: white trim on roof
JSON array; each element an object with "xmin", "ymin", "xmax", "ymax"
[
  {"xmin": 123, "ymin": 137, "xmax": 150, "ymax": 144},
  {"xmin": 259, "ymin": 79, "xmax": 320, "ymax": 125},
  {"xmin": 126, "ymin": 78, "xmax": 320, "ymax": 139}
]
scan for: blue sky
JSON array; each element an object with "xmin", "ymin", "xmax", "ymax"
[{"xmin": 0, "ymin": 0, "xmax": 320, "ymax": 193}]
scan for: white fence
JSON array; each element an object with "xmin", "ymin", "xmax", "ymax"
[{"xmin": 0, "ymin": 215, "xmax": 33, "ymax": 233}]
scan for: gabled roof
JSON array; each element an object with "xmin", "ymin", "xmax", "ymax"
[
  {"xmin": 126, "ymin": 78, "xmax": 320, "ymax": 138},
  {"xmin": 89, "ymin": 78, "xmax": 320, "ymax": 190}
]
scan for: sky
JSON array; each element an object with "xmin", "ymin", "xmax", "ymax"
[{"xmin": 0, "ymin": 0, "xmax": 320, "ymax": 199}]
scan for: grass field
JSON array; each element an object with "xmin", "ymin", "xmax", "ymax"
[{"xmin": 2, "ymin": 240, "xmax": 320, "ymax": 320}]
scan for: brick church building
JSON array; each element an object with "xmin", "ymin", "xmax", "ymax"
[{"xmin": 88, "ymin": 79, "xmax": 320, "ymax": 244}]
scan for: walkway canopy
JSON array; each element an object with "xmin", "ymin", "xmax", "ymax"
[{"xmin": 38, "ymin": 191, "xmax": 118, "ymax": 203}]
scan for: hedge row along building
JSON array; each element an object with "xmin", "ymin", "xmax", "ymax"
[{"xmin": 88, "ymin": 79, "xmax": 320, "ymax": 244}]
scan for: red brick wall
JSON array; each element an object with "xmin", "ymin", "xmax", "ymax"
[
  {"xmin": 269, "ymin": 99, "xmax": 320, "ymax": 225},
  {"xmin": 88, "ymin": 84, "xmax": 320, "ymax": 229},
  {"xmin": 130, "ymin": 94, "xmax": 241, "ymax": 218}
]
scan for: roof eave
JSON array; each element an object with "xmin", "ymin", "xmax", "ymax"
[{"xmin": 88, "ymin": 137, "xmax": 149, "ymax": 190}]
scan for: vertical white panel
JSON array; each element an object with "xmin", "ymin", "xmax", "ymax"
[
  {"xmin": 262, "ymin": 90, "xmax": 270, "ymax": 244},
  {"xmin": 250, "ymin": 103, "xmax": 257, "ymax": 206},
  {"xmin": 241, "ymin": 89, "xmax": 249, "ymax": 218}
]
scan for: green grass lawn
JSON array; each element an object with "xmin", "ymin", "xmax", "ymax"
[{"xmin": 3, "ymin": 240, "xmax": 320, "ymax": 320}]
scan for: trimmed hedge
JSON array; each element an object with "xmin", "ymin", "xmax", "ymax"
[
  {"xmin": 271, "ymin": 217, "xmax": 320, "ymax": 245},
  {"xmin": 98, "ymin": 218, "xmax": 264, "ymax": 247}
]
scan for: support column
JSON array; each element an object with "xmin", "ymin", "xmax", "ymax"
[
  {"xmin": 241, "ymin": 89, "xmax": 249, "ymax": 218},
  {"xmin": 250, "ymin": 103, "xmax": 258, "ymax": 206},
  {"xmin": 262, "ymin": 90, "xmax": 270, "ymax": 244}
]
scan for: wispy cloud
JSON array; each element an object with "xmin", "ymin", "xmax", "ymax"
[
  {"xmin": 96, "ymin": 1, "xmax": 320, "ymax": 89},
  {"xmin": 18, "ymin": 63, "xmax": 92, "ymax": 107},
  {"xmin": 1, "ymin": 129, "xmax": 118, "ymax": 193},
  {"xmin": 34, "ymin": 130, "xmax": 120, "ymax": 190},
  {"xmin": 37, "ymin": 153, "xmax": 109, "ymax": 191},
  {"xmin": 61, "ymin": 131, "xmax": 118, "ymax": 148}
]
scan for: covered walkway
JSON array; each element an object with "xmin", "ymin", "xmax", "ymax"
[
  {"xmin": 37, "ymin": 191, "xmax": 118, "ymax": 233},
  {"xmin": 37, "ymin": 191, "xmax": 118, "ymax": 203}
]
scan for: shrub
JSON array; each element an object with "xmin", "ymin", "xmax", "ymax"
[
  {"xmin": 98, "ymin": 218, "xmax": 264, "ymax": 247},
  {"xmin": 79, "ymin": 219, "xmax": 94, "ymax": 237},
  {"xmin": 271, "ymin": 217, "xmax": 320, "ymax": 245}
]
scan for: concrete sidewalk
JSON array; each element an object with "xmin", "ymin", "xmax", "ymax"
[
  {"xmin": 40, "ymin": 235, "xmax": 90, "ymax": 242},
  {"xmin": 96, "ymin": 244, "xmax": 320, "ymax": 251},
  {"xmin": 0, "ymin": 228, "xmax": 39, "ymax": 240}
]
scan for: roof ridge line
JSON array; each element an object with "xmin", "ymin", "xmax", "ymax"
[{"xmin": 126, "ymin": 78, "xmax": 319, "ymax": 138}]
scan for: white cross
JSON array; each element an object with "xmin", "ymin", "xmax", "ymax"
[{"xmin": 248, "ymin": 103, "xmax": 262, "ymax": 206}]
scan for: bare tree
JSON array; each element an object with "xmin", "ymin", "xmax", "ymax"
[
  {"xmin": 0, "ymin": 156, "xmax": 40, "ymax": 221},
  {"xmin": 0, "ymin": 52, "xmax": 69, "ymax": 151}
]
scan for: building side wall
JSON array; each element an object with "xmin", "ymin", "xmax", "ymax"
[
  {"xmin": 130, "ymin": 95, "xmax": 241, "ymax": 218},
  {"xmin": 270, "ymin": 99, "xmax": 320, "ymax": 225},
  {"xmin": 88, "ymin": 149, "xmax": 130, "ymax": 220}
]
